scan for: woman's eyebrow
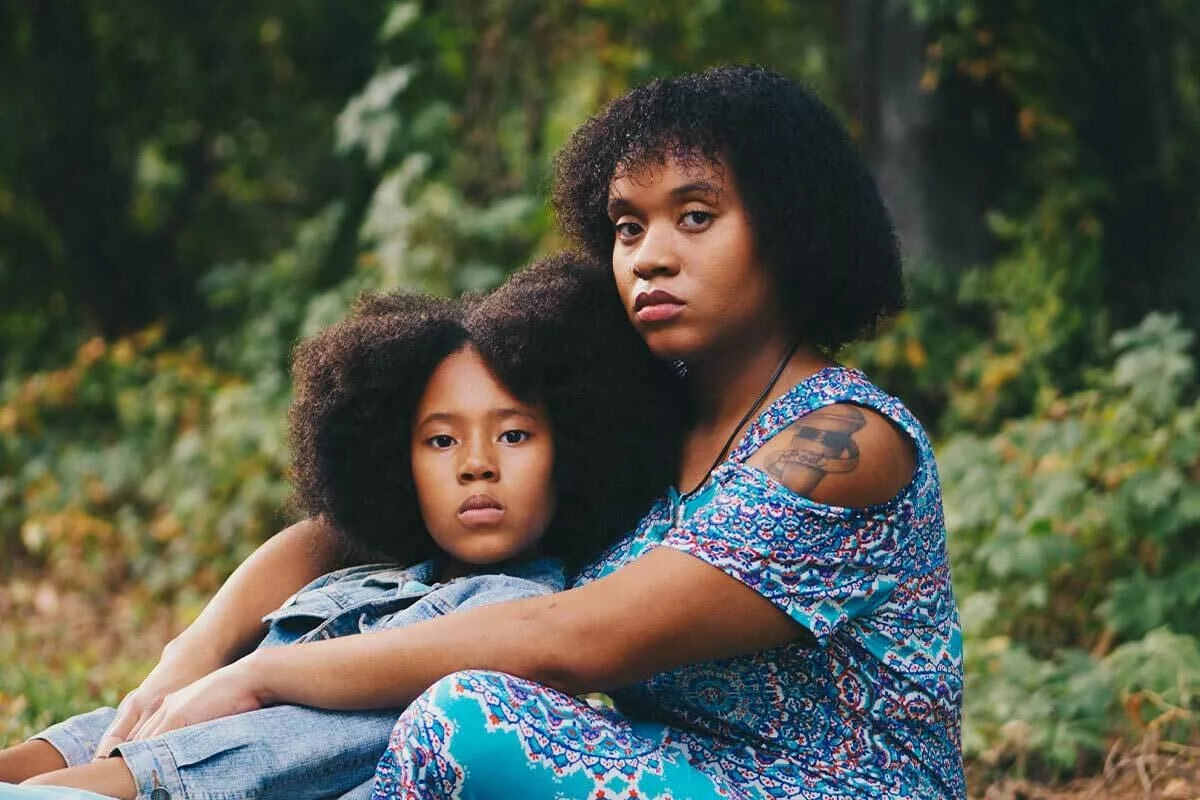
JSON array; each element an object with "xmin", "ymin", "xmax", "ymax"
[
  {"xmin": 606, "ymin": 195, "xmax": 634, "ymax": 218},
  {"xmin": 669, "ymin": 180, "xmax": 722, "ymax": 200},
  {"xmin": 607, "ymin": 181, "xmax": 724, "ymax": 217}
]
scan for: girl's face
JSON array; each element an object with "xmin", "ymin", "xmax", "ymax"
[
  {"xmin": 607, "ymin": 156, "xmax": 785, "ymax": 364},
  {"xmin": 411, "ymin": 346, "xmax": 556, "ymax": 574}
]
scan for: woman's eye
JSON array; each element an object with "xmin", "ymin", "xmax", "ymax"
[
  {"xmin": 613, "ymin": 220, "xmax": 643, "ymax": 240},
  {"xmin": 680, "ymin": 210, "xmax": 713, "ymax": 228},
  {"xmin": 428, "ymin": 434, "xmax": 456, "ymax": 449},
  {"xmin": 499, "ymin": 430, "xmax": 530, "ymax": 445}
]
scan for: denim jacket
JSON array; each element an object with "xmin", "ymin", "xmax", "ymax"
[{"xmin": 259, "ymin": 556, "xmax": 565, "ymax": 648}]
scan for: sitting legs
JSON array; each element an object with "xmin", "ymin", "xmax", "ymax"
[{"xmin": 373, "ymin": 669, "xmax": 731, "ymax": 800}]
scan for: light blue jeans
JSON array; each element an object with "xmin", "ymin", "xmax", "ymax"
[
  {"xmin": 0, "ymin": 788, "xmax": 110, "ymax": 799},
  {"xmin": 29, "ymin": 704, "xmax": 396, "ymax": 799}
]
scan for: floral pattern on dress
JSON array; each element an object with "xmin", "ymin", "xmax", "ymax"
[{"xmin": 576, "ymin": 367, "xmax": 964, "ymax": 798}]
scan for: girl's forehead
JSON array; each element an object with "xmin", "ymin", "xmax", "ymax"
[
  {"xmin": 423, "ymin": 346, "xmax": 511, "ymax": 402},
  {"xmin": 416, "ymin": 345, "xmax": 546, "ymax": 423}
]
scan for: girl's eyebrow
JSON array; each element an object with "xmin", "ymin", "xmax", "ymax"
[
  {"xmin": 492, "ymin": 407, "xmax": 539, "ymax": 422},
  {"xmin": 416, "ymin": 408, "xmax": 540, "ymax": 426},
  {"xmin": 606, "ymin": 180, "xmax": 723, "ymax": 217}
]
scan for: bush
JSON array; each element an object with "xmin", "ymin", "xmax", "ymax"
[{"xmin": 942, "ymin": 313, "xmax": 1200, "ymax": 775}]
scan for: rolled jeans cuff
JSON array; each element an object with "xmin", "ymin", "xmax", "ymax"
[
  {"xmin": 115, "ymin": 737, "xmax": 183, "ymax": 800},
  {"xmin": 31, "ymin": 707, "xmax": 117, "ymax": 767}
]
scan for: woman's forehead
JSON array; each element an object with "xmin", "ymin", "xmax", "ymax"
[{"xmin": 608, "ymin": 151, "xmax": 731, "ymax": 197}]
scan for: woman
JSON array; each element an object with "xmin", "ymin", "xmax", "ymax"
[{"xmin": 8, "ymin": 65, "xmax": 964, "ymax": 799}]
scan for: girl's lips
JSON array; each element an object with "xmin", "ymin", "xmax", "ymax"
[
  {"xmin": 457, "ymin": 507, "xmax": 505, "ymax": 527},
  {"xmin": 458, "ymin": 494, "xmax": 504, "ymax": 527}
]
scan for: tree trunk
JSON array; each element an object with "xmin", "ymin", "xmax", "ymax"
[{"xmin": 843, "ymin": 0, "xmax": 998, "ymax": 271}]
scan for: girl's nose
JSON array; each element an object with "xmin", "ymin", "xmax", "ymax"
[{"xmin": 458, "ymin": 441, "xmax": 498, "ymax": 482}]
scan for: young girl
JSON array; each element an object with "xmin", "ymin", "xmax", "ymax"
[{"xmin": 0, "ymin": 253, "xmax": 682, "ymax": 799}]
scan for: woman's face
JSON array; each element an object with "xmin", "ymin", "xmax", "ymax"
[
  {"xmin": 410, "ymin": 345, "xmax": 556, "ymax": 573},
  {"xmin": 607, "ymin": 155, "xmax": 784, "ymax": 363}
]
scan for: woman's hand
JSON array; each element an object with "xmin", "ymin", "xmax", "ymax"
[
  {"xmin": 93, "ymin": 641, "xmax": 225, "ymax": 758},
  {"xmin": 128, "ymin": 660, "xmax": 267, "ymax": 740}
]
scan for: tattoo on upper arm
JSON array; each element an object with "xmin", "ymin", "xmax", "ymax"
[{"xmin": 763, "ymin": 406, "xmax": 867, "ymax": 496}]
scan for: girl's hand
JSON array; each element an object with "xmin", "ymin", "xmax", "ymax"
[
  {"xmin": 93, "ymin": 642, "xmax": 224, "ymax": 759},
  {"xmin": 130, "ymin": 660, "xmax": 266, "ymax": 740},
  {"xmin": 93, "ymin": 518, "xmax": 345, "ymax": 757}
]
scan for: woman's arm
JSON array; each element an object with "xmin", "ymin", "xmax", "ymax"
[
  {"xmin": 265, "ymin": 546, "xmax": 798, "ymax": 704},
  {"xmin": 94, "ymin": 517, "xmax": 345, "ymax": 756},
  {"xmin": 132, "ymin": 420, "xmax": 912, "ymax": 735},
  {"xmin": 133, "ymin": 545, "xmax": 799, "ymax": 736}
]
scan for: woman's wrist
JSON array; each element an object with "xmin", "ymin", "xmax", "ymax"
[{"xmin": 234, "ymin": 646, "xmax": 284, "ymax": 707}]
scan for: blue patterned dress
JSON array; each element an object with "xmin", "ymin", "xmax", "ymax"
[{"xmin": 372, "ymin": 367, "xmax": 965, "ymax": 799}]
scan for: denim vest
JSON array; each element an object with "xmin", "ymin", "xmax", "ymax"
[{"xmin": 259, "ymin": 556, "xmax": 565, "ymax": 648}]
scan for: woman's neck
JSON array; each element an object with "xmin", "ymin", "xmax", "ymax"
[
  {"xmin": 674, "ymin": 336, "xmax": 833, "ymax": 492},
  {"xmin": 685, "ymin": 338, "xmax": 831, "ymax": 432}
]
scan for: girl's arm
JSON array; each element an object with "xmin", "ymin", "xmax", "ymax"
[{"xmin": 94, "ymin": 517, "xmax": 345, "ymax": 757}]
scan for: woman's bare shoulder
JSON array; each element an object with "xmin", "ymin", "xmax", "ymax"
[{"xmin": 746, "ymin": 403, "xmax": 917, "ymax": 508}]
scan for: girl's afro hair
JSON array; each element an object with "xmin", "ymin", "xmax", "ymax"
[
  {"xmin": 289, "ymin": 252, "xmax": 685, "ymax": 569},
  {"xmin": 553, "ymin": 63, "xmax": 904, "ymax": 352}
]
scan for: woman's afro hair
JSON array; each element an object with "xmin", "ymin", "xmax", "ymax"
[
  {"xmin": 553, "ymin": 63, "xmax": 905, "ymax": 353},
  {"xmin": 289, "ymin": 251, "xmax": 685, "ymax": 569}
]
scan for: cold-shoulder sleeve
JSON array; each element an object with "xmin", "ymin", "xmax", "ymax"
[{"xmin": 661, "ymin": 464, "xmax": 908, "ymax": 646}]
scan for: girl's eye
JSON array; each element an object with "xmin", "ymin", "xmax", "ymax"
[
  {"xmin": 613, "ymin": 220, "xmax": 644, "ymax": 241},
  {"xmin": 499, "ymin": 430, "xmax": 530, "ymax": 445},
  {"xmin": 680, "ymin": 210, "xmax": 713, "ymax": 229},
  {"xmin": 428, "ymin": 434, "xmax": 456, "ymax": 449}
]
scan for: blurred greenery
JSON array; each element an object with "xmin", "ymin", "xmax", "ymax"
[{"xmin": 2, "ymin": 0, "xmax": 1198, "ymax": 790}]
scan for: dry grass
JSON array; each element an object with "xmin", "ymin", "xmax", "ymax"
[{"xmin": 975, "ymin": 737, "xmax": 1200, "ymax": 799}]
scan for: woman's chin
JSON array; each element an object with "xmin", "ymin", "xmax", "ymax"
[{"xmin": 640, "ymin": 330, "xmax": 703, "ymax": 363}]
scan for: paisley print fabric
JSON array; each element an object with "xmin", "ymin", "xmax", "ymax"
[
  {"xmin": 373, "ymin": 670, "xmax": 732, "ymax": 799},
  {"xmin": 374, "ymin": 367, "xmax": 965, "ymax": 799}
]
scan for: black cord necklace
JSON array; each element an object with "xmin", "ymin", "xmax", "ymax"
[{"xmin": 674, "ymin": 341, "xmax": 800, "ymax": 525}]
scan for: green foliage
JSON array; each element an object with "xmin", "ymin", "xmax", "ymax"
[
  {"xmin": 0, "ymin": 325, "xmax": 293, "ymax": 601},
  {"xmin": 943, "ymin": 314, "xmax": 1200, "ymax": 774},
  {"xmin": 890, "ymin": 0, "xmax": 1200, "ymax": 430},
  {"xmin": 964, "ymin": 630, "xmax": 1200, "ymax": 775},
  {"xmin": 0, "ymin": 2, "xmax": 387, "ymax": 354}
]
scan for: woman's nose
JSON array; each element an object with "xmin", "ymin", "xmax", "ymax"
[{"xmin": 631, "ymin": 225, "xmax": 681, "ymax": 279}]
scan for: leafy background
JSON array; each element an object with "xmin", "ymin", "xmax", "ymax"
[{"xmin": 2, "ymin": 2, "xmax": 1198, "ymax": 797}]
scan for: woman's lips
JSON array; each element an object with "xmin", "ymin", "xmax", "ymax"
[
  {"xmin": 634, "ymin": 290, "xmax": 685, "ymax": 323},
  {"xmin": 458, "ymin": 494, "xmax": 504, "ymax": 527}
]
